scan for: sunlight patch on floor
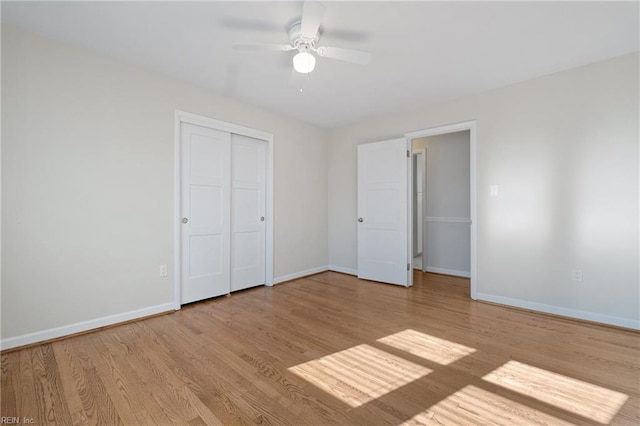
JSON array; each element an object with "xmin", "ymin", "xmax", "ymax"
[
  {"xmin": 482, "ymin": 360, "xmax": 628, "ymax": 423},
  {"xmin": 377, "ymin": 329, "xmax": 476, "ymax": 365},
  {"xmin": 401, "ymin": 384, "xmax": 576, "ymax": 426},
  {"xmin": 288, "ymin": 344, "xmax": 431, "ymax": 407}
]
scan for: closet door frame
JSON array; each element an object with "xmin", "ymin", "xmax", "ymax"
[{"xmin": 173, "ymin": 110, "xmax": 274, "ymax": 309}]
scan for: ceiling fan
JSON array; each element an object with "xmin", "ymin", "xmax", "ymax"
[{"xmin": 232, "ymin": 1, "xmax": 372, "ymax": 74}]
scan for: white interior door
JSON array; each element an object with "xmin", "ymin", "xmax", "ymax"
[
  {"xmin": 181, "ymin": 123, "xmax": 231, "ymax": 303},
  {"xmin": 357, "ymin": 138, "xmax": 410, "ymax": 286},
  {"xmin": 231, "ymin": 134, "xmax": 266, "ymax": 291}
]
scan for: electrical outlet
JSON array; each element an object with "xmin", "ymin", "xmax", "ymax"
[
  {"xmin": 572, "ymin": 269, "xmax": 583, "ymax": 282},
  {"xmin": 159, "ymin": 264, "xmax": 168, "ymax": 277}
]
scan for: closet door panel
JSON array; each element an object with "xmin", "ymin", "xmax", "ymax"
[
  {"xmin": 231, "ymin": 134, "xmax": 266, "ymax": 291},
  {"xmin": 181, "ymin": 123, "xmax": 231, "ymax": 303}
]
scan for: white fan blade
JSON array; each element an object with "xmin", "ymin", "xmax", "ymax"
[
  {"xmin": 233, "ymin": 43, "xmax": 295, "ymax": 52},
  {"xmin": 301, "ymin": 1, "xmax": 325, "ymax": 39},
  {"xmin": 316, "ymin": 46, "xmax": 372, "ymax": 65}
]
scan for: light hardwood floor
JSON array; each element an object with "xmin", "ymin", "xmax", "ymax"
[{"xmin": 1, "ymin": 271, "xmax": 639, "ymax": 425}]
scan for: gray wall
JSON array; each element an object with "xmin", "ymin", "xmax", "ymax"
[
  {"xmin": 328, "ymin": 53, "xmax": 639, "ymax": 328},
  {"xmin": 414, "ymin": 131, "xmax": 470, "ymax": 276}
]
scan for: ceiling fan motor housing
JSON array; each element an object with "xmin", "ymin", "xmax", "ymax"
[{"xmin": 288, "ymin": 20, "xmax": 318, "ymax": 52}]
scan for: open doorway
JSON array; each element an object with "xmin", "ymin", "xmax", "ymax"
[{"xmin": 406, "ymin": 121, "xmax": 477, "ymax": 299}]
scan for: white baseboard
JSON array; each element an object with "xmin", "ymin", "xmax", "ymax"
[
  {"xmin": 425, "ymin": 266, "xmax": 471, "ymax": 278},
  {"xmin": 272, "ymin": 265, "xmax": 356, "ymax": 285},
  {"xmin": 0, "ymin": 303, "xmax": 176, "ymax": 351},
  {"xmin": 328, "ymin": 265, "xmax": 358, "ymax": 276},
  {"xmin": 273, "ymin": 266, "xmax": 329, "ymax": 285},
  {"xmin": 477, "ymin": 293, "xmax": 640, "ymax": 330}
]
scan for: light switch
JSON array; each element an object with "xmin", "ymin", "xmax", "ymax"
[{"xmin": 490, "ymin": 185, "xmax": 499, "ymax": 197}]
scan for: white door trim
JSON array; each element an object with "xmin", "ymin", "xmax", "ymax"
[
  {"xmin": 405, "ymin": 120, "xmax": 478, "ymax": 300},
  {"xmin": 173, "ymin": 110, "xmax": 274, "ymax": 310}
]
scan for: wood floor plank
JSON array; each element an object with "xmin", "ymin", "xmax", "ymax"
[
  {"xmin": 88, "ymin": 331, "xmax": 159, "ymax": 425},
  {"xmin": 2, "ymin": 271, "xmax": 638, "ymax": 425},
  {"xmin": 1, "ymin": 351, "xmax": 18, "ymax": 418},
  {"xmin": 31, "ymin": 344, "xmax": 73, "ymax": 424},
  {"xmin": 80, "ymin": 334, "xmax": 144, "ymax": 425},
  {"xmin": 58, "ymin": 335, "xmax": 123, "ymax": 425},
  {"xmin": 15, "ymin": 348, "xmax": 38, "ymax": 421},
  {"xmin": 51, "ymin": 340, "xmax": 90, "ymax": 425},
  {"xmin": 94, "ymin": 328, "xmax": 177, "ymax": 425},
  {"xmin": 139, "ymin": 318, "xmax": 257, "ymax": 425}
]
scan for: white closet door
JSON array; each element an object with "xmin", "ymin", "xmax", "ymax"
[
  {"xmin": 181, "ymin": 123, "xmax": 231, "ymax": 303},
  {"xmin": 231, "ymin": 134, "xmax": 266, "ymax": 291}
]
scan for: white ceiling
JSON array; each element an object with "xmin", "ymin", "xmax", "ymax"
[{"xmin": 2, "ymin": 1, "xmax": 638, "ymax": 128}]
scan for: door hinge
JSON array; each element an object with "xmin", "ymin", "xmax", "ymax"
[
  {"xmin": 407, "ymin": 150, "xmax": 410, "ymax": 158},
  {"xmin": 407, "ymin": 263, "xmax": 411, "ymax": 271}
]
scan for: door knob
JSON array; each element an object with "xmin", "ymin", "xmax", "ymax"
[
  {"xmin": 182, "ymin": 217, "xmax": 189, "ymax": 224},
  {"xmin": 260, "ymin": 216, "xmax": 265, "ymax": 222},
  {"xmin": 358, "ymin": 217, "xmax": 364, "ymax": 222}
]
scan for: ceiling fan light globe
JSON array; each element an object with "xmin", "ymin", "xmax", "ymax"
[{"xmin": 293, "ymin": 51, "xmax": 316, "ymax": 74}]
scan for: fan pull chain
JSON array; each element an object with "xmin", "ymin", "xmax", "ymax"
[{"xmin": 299, "ymin": 73, "xmax": 312, "ymax": 93}]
